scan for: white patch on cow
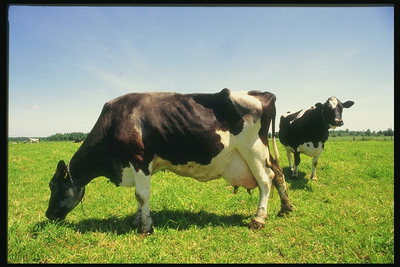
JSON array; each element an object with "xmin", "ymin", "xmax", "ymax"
[
  {"xmin": 328, "ymin": 97, "xmax": 338, "ymax": 109},
  {"xmin": 120, "ymin": 165, "xmax": 136, "ymax": 187},
  {"xmin": 132, "ymin": 161, "xmax": 153, "ymax": 233},
  {"xmin": 229, "ymin": 91, "xmax": 263, "ymax": 112},
  {"xmin": 283, "ymin": 107, "xmax": 313, "ymax": 124},
  {"xmin": 293, "ymin": 108, "xmax": 311, "ymax": 122},
  {"xmin": 229, "ymin": 91, "xmax": 263, "ymax": 123},
  {"xmin": 296, "ymin": 142, "xmax": 323, "ymax": 157}
]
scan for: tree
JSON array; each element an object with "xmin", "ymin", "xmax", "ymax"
[{"xmin": 383, "ymin": 128, "xmax": 393, "ymax": 136}]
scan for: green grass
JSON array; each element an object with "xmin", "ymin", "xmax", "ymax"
[{"xmin": 7, "ymin": 140, "xmax": 394, "ymax": 263}]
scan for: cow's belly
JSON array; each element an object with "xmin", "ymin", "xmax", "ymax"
[
  {"xmin": 152, "ymin": 156, "xmax": 222, "ymax": 182},
  {"xmin": 121, "ymin": 129, "xmax": 258, "ymax": 189},
  {"xmin": 296, "ymin": 141, "xmax": 324, "ymax": 157},
  {"xmin": 152, "ymin": 149, "xmax": 257, "ymax": 189}
]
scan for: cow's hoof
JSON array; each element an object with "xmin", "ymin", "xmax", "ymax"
[
  {"xmin": 248, "ymin": 218, "xmax": 265, "ymax": 230},
  {"xmin": 138, "ymin": 226, "xmax": 154, "ymax": 235},
  {"xmin": 278, "ymin": 206, "xmax": 293, "ymax": 217},
  {"xmin": 132, "ymin": 218, "xmax": 141, "ymax": 227},
  {"xmin": 310, "ymin": 176, "xmax": 318, "ymax": 181}
]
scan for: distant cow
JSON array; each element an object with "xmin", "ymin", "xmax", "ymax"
[
  {"xmin": 46, "ymin": 89, "xmax": 293, "ymax": 234},
  {"xmin": 24, "ymin": 138, "xmax": 40, "ymax": 143},
  {"xmin": 73, "ymin": 139, "xmax": 83, "ymax": 143},
  {"xmin": 279, "ymin": 96, "xmax": 354, "ymax": 180}
]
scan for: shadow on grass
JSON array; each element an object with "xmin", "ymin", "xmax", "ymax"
[
  {"xmin": 283, "ymin": 167, "xmax": 313, "ymax": 191},
  {"xmin": 33, "ymin": 209, "xmax": 247, "ymax": 235}
]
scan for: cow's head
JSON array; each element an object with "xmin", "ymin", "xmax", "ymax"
[
  {"xmin": 45, "ymin": 160, "xmax": 85, "ymax": 221},
  {"xmin": 315, "ymin": 97, "xmax": 354, "ymax": 129}
]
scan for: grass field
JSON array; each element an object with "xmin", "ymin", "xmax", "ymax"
[{"xmin": 7, "ymin": 139, "xmax": 394, "ymax": 263}]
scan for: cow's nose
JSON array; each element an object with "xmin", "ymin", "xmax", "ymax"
[
  {"xmin": 335, "ymin": 119, "xmax": 343, "ymax": 126},
  {"xmin": 46, "ymin": 210, "xmax": 64, "ymax": 221},
  {"xmin": 46, "ymin": 210, "xmax": 55, "ymax": 220}
]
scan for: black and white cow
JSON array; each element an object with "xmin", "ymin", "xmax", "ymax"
[
  {"xmin": 24, "ymin": 138, "xmax": 40, "ymax": 143},
  {"xmin": 46, "ymin": 89, "xmax": 293, "ymax": 234},
  {"xmin": 279, "ymin": 96, "xmax": 354, "ymax": 180}
]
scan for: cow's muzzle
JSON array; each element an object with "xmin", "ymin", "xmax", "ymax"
[
  {"xmin": 335, "ymin": 119, "xmax": 344, "ymax": 126},
  {"xmin": 45, "ymin": 210, "xmax": 66, "ymax": 221}
]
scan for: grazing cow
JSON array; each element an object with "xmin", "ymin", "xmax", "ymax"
[
  {"xmin": 73, "ymin": 139, "xmax": 83, "ymax": 143},
  {"xmin": 24, "ymin": 138, "xmax": 40, "ymax": 143},
  {"xmin": 46, "ymin": 89, "xmax": 293, "ymax": 234},
  {"xmin": 279, "ymin": 96, "xmax": 354, "ymax": 180}
]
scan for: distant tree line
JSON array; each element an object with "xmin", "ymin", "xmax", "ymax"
[
  {"xmin": 265, "ymin": 128, "xmax": 394, "ymax": 139},
  {"xmin": 46, "ymin": 132, "xmax": 88, "ymax": 141},
  {"xmin": 8, "ymin": 132, "xmax": 88, "ymax": 142},
  {"xmin": 9, "ymin": 128, "xmax": 394, "ymax": 142},
  {"xmin": 329, "ymin": 128, "xmax": 394, "ymax": 138}
]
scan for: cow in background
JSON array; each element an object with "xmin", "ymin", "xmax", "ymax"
[
  {"xmin": 24, "ymin": 138, "xmax": 40, "ymax": 143},
  {"xmin": 279, "ymin": 96, "xmax": 354, "ymax": 180}
]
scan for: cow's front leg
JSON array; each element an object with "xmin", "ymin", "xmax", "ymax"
[
  {"xmin": 285, "ymin": 148, "xmax": 293, "ymax": 172},
  {"xmin": 133, "ymin": 171, "xmax": 153, "ymax": 234},
  {"xmin": 132, "ymin": 197, "xmax": 142, "ymax": 227},
  {"xmin": 310, "ymin": 156, "xmax": 320, "ymax": 180},
  {"xmin": 292, "ymin": 152, "xmax": 301, "ymax": 178}
]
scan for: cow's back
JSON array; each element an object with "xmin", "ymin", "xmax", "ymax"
[{"xmin": 279, "ymin": 107, "xmax": 329, "ymax": 149}]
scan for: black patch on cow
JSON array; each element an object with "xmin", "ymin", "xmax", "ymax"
[
  {"xmin": 67, "ymin": 89, "xmax": 259, "ymax": 187},
  {"xmin": 192, "ymin": 88, "xmax": 244, "ymax": 135}
]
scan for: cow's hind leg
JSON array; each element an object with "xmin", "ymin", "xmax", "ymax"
[
  {"xmin": 270, "ymin": 163, "xmax": 293, "ymax": 216},
  {"xmin": 133, "ymin": 170, "xmax": 153, "ymax": 234}
]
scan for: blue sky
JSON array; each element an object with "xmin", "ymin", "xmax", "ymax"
[{"xmin": 8, "ymin": 6, "xmax": 394, "ymax": 137}]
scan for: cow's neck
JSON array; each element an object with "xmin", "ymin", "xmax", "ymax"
[
  {"xmin": 311, "ymin": 108, "xmax": 329, "ymax": 131},
  {"xmin": 319, "ymin": 110, "xmax": 330, "ymax": 130},
  {"xmin": 67, "ymin": 144, "xmax": 110, "ymax": 188}
]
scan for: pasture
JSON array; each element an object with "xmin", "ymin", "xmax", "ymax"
[{"xmin": 7, "ymin": 139, "xmax": 394, "ymax": 263}]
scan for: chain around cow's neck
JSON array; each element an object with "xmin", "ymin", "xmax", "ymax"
[{"xmin": 67, "ymin": 164, "xmax": 86, "ymax": 215}]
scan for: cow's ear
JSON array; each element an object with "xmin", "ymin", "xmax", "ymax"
[
  {"xmin": 342, "ymin": 101, "xmax": 354, "ymax": 108},
  {"xmin": 56, "ymin": 160, "xmax": 68, "ymax": 179},
  {"xmin": 315, "ymin": 102, "xmax": 323, "ymax": 109}
]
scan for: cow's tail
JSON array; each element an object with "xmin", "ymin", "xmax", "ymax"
[{"xmin": 271, "ymin": 114, "xmax": 280, "ymax": 165}]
